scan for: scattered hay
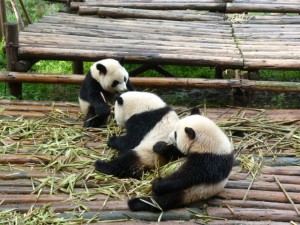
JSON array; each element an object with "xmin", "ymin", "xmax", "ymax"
[
  {"xmin": 0, "ymin": 108, "xmax": 299, "ymax": 222},
  {"xmin": 225, "ymin": 13, "xmax": 254, "ymax": 24}
]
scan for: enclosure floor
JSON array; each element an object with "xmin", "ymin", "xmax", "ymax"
[{"xmin": 0, "ymin": 99, "xmax": 299, "ymax": 224}]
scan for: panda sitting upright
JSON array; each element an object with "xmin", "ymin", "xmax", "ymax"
[
  {"xmin": 79, "ymin": 58, "xmax": 134, "ymax": 128},
  {"xmin": 128, "ymin": 108, "xmax": 234, "ymax": 211}
]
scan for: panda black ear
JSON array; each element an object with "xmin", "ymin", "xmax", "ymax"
[
  {"xmin": 96, "ymin": 63, "xmax": 107, "ymax": 75},
  {"xmin": 118, "ymin": 58, "xmax": 125, "ymax": 66},
  {"xmin": 185, "ymin": 127, "xmax": 196, "ymax": 140},
  {"xmin": 116, "ymin": 96, "xmax": 124, "ymax": 105},
  {"xmin": 191, "ymin": 107, "xmax": 201, "ymax": 115}
]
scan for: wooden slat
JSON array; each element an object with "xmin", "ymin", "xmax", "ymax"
[
  {"xmin": 71, "ymin": 2, "xmax": 226, "ymax": 11},
  {"xmin": 232, "ymin": 17, "xmax": 300, "ymax": 69},
  {"xmin": 1, "ymin": 73, "xmax": 300, "ymax": 92},
  {"xmin": 227, "ymin": 3, "xmax": 300, "ymax": 13},
  {"xmin": 207, "ymin": 207, "xmax": 300, "ymax": 222}
]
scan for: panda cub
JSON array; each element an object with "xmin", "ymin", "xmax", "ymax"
[
  {"xmin": 128, "ymin": 109, "xmax": 234, "ymax": 211},
  {"xmin": 79, "ymin": 58, "xmax": 134, "ymax": 128},
  {"xmin": 94, "ymin": 91, "xmax": 181, "ymax": 179}
]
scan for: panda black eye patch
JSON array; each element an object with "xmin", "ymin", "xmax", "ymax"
[
  {"xmin": 112, "ymin": 80, "xmax": 119, "ymax": 87},
  {"xmin": 124, "ymin": 77, "xmax": 127, "ymax": 82},
  {"xmin": 174, "ymin": 132, "xmax": 177, "ymax": 140}
]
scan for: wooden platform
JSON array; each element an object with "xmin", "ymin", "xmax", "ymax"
[
  {"xmin": 0, "ymin": 99, "xmax": 300, "ymax": 223},
  {"xmin": 15, "ymin": 9, "xmax": 300, "ymax": 71}
]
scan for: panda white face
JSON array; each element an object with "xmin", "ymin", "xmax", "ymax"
[
  {"xmin": 114, "ymin": 91, "xmax": 167, "ymax": 128},
  {"xmin": 168, "ymin": 115, "xmax": 232, "ymax": 154},
  {"xmin": 90, "ymin": 59, "xmax": 129, "ymax": 94}
]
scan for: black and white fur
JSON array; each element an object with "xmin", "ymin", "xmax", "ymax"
[
  {"xmin": 79, "ymin": 58, "xmax": 134, "ymax": 128},
  {"xmin": 94, "ymin": 91, "xmax": 180, "ymax": 179},
  {"xmin": 128, "ymin": 109, "xmax": 234, "ymax": 211}
]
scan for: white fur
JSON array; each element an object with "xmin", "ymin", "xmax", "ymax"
[
  {"xmin": 134, "ymin": 110, "xmax": 179, "ymax": 167},
  {"xmin": 168, "ymin": 115, "xmax": 232, "ymax": 155},
  {"xmin": 114, "ymin": 91, "xmax": 168, "ymax": 128},
  {"xmin": 90, "ymin": 58, "xmax": 129, "ymax": 94},
  {"xmin": 114, "ymin": 91, "xmax": 179, "ymax": 167},
  {"xmin": 78, "ymin": 98, "xmax": 90, "ymax": 115},
  {"xmin": 182, "ymin": 179, "xmax": 228, "ymax": 204}
]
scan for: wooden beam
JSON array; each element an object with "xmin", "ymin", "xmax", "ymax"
[{"xmin": 0, "ymin": 72, "xmax": 300, "ymax": 92}]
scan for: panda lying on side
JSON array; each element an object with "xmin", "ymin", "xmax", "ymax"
[
  {"xmin": 94, "ymin": 91, "xmax": 182, "ymax": 179},
  {"xmin": 79, "ymin": 58, "xmax": 134, "ymax": 128},
  {"xmin": 128, "ymin": 109, "xmax": 234, "ymax": 211}
]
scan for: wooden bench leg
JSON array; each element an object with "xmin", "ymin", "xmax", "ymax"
[
  {"xmin": 5, "ymin": 22, "xmax": 22, "ymax": 99},
  {"xmin": 72, "ymin": 61, "xmax": 84, "ymax": 74}
]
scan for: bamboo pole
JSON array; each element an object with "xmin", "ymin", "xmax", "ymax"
[
  {"xmin": 0, "ymin": 0, "xmax": 7, "ymax": 40},
  {"xmin": 18, "ymin": 0, "xmax": 32, "ymax": 25},
  {"xmin": 0, "ymin": 72, "xmax": 300, "ymax": 92},
  {"xmin": 10, "ymin": 0, "xmax": 24, "ymax": 30}
]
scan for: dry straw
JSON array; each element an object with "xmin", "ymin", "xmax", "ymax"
[{"xmin": 0, "ymin": 107, "xmax": 299, "ymax": 223}]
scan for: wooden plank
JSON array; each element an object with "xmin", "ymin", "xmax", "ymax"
[
  {"xmin": 70, "ymin": 2, "xmax": 226, "ymax": 11},
  {"xmin": 226, "ymin": 180, "xmax": 300, "ymax": 192},
  {"xmin": 96, "ymin": 7, "xmax": 224, "ymax": 21},
  {"xmin": 207, "ymin": 207, "xmax": 300, "ymax": 222},
  {"xmin": 17, "ymin": 47, "xmax": 243, "ymax": 67},
  {"xmin": 1, "ymin": 73, "xmax": 300, "ymax": 92},
  {"xmin": 230, "ymin": 173, "xmax": 300, "ymax": 184},
  {"xmin": 208, "ymin": 199, "xmax": 300, "ymax": 211},
  {"xmin": 227, "ymin": 3, "xmax": 300, "ymax": 13}
]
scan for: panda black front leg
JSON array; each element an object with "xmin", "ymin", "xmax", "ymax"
[
  {"xmin": 153, "ymin": 141, "xmax": 185, "ymax": 162},
  {"xmin": 94, "ymin": 151, "xmax": 144, "ymax": 179},
  {"xmin": 128, "ymin": 190, "xmax": 184, "ymax": 212},
  {"xmin": 107, "ymin": 135, "xmax": 129, "ymax": 153},
  {"xmin": 83, "ymin": 100, "xmax": 111, "ymax": 128}
]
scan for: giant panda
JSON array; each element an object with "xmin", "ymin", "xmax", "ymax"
[
  {"xmin": 94, "ymin": 91, "xmax": 182, "ymax": 179},
  {"xmin": 79, "ymin": 58, "xmax": 134, "ymax": 128},
  {"xmin": 128, "ymin": 109, "xmax": 234, "ymax": 211}
]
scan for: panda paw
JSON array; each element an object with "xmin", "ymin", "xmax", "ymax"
[
  {"xmin": 94, "ymin": 160, "xmax": 111, "ymax": 175},
  {"xmin": 107, "ymin": 136, "xmax": 118, "ymax": 148},
  {"xmin": 94, "ymin": 105, "xmax": 110, "ymax": 118},
  {"xmin": 152, "ymin": 178, "xmax": 169, "ymax": 195},
  {"xmin": 128, "ymin": 197, "xmax": 157, "ymax": 212},
  {"xmin": 153, "ymin": 141, "xmax": 168, "ymax": 154}
]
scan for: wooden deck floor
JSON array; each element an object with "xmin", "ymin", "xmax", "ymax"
[{"xmin": 0, "ymin": 100, "xmax": 299, "ymax": 224}]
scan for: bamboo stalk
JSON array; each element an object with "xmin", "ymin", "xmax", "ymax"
[
  {"xmin": 274, "ymin": 175, "xmax": 300, "ymax": 216},
  {"xmin": 18, "ymin": 0, "xmax": 31, "ymax": 25},
  {"xmin": 10, "ymin": 0, "xmax": 24, "ymax": 30},
  {"xmin": 0, "ymin": 0, "xmax": 7, "ymax": 40}
]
